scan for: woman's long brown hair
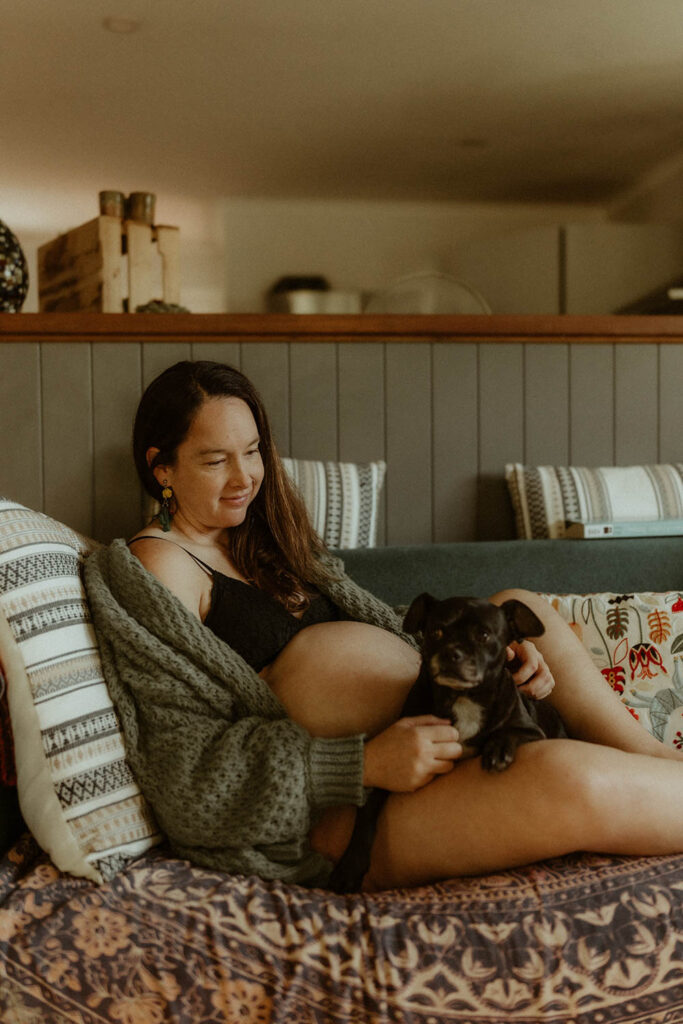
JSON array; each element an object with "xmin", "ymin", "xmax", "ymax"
[{"xmin": 133, "ymin": 360, "xmax": 338, "ymax": 610}]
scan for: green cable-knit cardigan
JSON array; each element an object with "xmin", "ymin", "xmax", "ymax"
[{"xmin": 84, "ymin": 539, "xmax": 416, "ymax": 887}]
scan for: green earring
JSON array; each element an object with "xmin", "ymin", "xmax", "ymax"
[{"xmin": 159, "ymin": 482, "xmax": 173, "ymax": 532}]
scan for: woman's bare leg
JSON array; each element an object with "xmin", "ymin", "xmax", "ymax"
[
  {"xmin": 366, "ymin": 590, "xmax": 683, "ymax": 888},
  {"xmin": 490, "ymin": 588, "xmax": 683, "ymax": 761},
  {"xmin": 365, "ymin": 737, "xmax": 683, "ymax": 890},
  {"xmin": 261, "ymin": 607, "xmax": 683, "ymax": 880}
]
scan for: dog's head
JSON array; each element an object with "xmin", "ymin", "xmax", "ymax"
[{"xmin": 403, "ymin": 593, "xmax": 545, "ymax": 691}]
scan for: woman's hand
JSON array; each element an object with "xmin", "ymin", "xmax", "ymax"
[
  {"xmin": 363, "ymin": 716, "xmax": 462, "ymax": 792},
  {"xmin": 508, "ymin": 640, "xmax": 555, "ymax": 699}
]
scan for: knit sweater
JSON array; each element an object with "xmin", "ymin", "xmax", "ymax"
[{"xmin": 84, "ymin": 539, "xmax": 415, "ymax": 886}]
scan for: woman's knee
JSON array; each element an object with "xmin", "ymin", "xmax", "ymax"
[
  {"xmin": 490, "ymin": 586, "xmax": 534, "ymax": 605},
  {"xmin": 489, "ymin": 587, "xmax": 551, "ymax": 622},
  {"xmin": 519, "ymin": 739, "xmax": 611, "ymax": 834}
]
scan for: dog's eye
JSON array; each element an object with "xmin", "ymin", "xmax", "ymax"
[
  {"xmin": 477, "ymin": 629, "xmax": 490, "ymax": 642},
  {"xmin": 431, "ymin": 627, "xmax": 443, "ymax": 640}
]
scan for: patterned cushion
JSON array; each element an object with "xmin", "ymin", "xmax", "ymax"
[
  {"xmin": 281, "ymin": 458, "xmax": 386, "ymax": 549},
  {"xmin": 541, "ymin": 590, "xmax": 683, "ymax": 750},
  {"xmin": 506, "ymin": 463, "xmax": 683, "ymax": 539},
  {"xmin": 0, "ymin": 499, "xmax": 160, "ymax": 881}
]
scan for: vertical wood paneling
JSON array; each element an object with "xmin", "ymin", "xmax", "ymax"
[
  {"xmin": 614, "ymin": 344, "xmax": 658, "ymax": 465},
  {"xmin": 524, "ymin": 344, "xmax": 569, "ymax": 464},
  {"xmin": 338, "ymin": 343, "xmax": 387, "ymax": 544},
  {"xmin": 0, "ymin": 344, "xmax": 42, "ymax": 509},
  {"xmin": 478, "ymin": 344, "xmax": 524, "ymax": 539},
  {"xmin": 569, "ymin": 344, "xmax": 614, "ymax": 464},
  {"xmin": 290, "ymin": 343, "xmax": 338, "ymax": 459},
  {"xmin": 3, "ymin": 333, "xmax": 682, "ymax": 545},
  {"xmin": 337, "ymin": 344, "xmax": 385, "ymax": 461},
  {"xmin": 141, "ymin": 342, "xmax": 192, "ymax": 387},
  {"xmin": 385, "ymin": 343, "xmax": 432, "ymax": 545},
  {"xmin": 41, "ymin": 343, "xmax": 93, "ymax": 536},
  {"xmin": 659, "ymin": 345, "xmax": 683, "ymax": 463},
  {"xmin": 92, "ymin": 343, "xmax": 143, "ymax": 542},
  {"xmin": 432, "ymin": 344, "xmax": 478, "ymax": 541},
  {"xmin": 240, "ymin": 343, "xmax": 291, "ymax": 454},
  {"xmin": 190, "ymin": 342, "xmax": 241, "ymax": 368}
]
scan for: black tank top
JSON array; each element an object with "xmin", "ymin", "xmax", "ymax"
[{"xmin": 128, "ymin": 537, "xmax": 340, "ymax": 671}]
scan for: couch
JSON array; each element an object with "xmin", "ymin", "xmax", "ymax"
[{"xmin": 1, "ymin": 496, "xmax": 682, "ymax": 1024}]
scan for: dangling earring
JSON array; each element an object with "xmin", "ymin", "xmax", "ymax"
[{"xmin": 159, "ymin": 481, "xmax": 174, "ymax": 532}]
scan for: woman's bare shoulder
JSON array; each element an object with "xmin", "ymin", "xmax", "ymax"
[{"xmin": 128, "ymin": 532, "xmax": 207, "ymax": 617}]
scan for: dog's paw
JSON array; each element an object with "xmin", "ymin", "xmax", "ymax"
[{"xmin": 481, "ymin": 735, "xmax": 518, "ymax": 772}]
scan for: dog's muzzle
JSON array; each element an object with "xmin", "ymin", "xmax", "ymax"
[{"xmin": 429, "ymin": 652, "xmax": 483, "ymax": 689}]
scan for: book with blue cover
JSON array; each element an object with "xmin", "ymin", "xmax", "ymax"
[{"xmin": 565, "ymin": 518, "xmax": 683, "ymax": 539}]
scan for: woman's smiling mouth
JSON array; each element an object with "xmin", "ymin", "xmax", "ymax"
[{"xmin": 222, "ymin": 492, "xmax": 252, "ymax": 505}]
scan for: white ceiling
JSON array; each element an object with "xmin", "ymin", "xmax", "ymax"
[{"xmin": 4, "ymin": 0, "xmax": 683, "ymax": 205}]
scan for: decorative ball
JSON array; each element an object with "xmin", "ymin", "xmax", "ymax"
[{"xmin": 0, "ymin": 219, "xmax": 29, "ymax": 312}]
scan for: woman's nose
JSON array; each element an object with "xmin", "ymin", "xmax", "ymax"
[{"xmin": 229, "ymin": 460, "xmax": 250, "ymax": 487}]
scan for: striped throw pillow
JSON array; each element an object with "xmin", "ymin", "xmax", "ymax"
[
  {"xmin": 281, "ymin": 459, "xmax": 386, "ymax": 549},
  {"xmin": 0, "ymin": 499, "xmax": 160, "ymax": 881},
  {"xmin": 506, "ymin": 464, "xmax": 683, "ymax": 539}
]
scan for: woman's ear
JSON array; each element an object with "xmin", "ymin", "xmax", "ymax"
[{"xmin": 146, "ymin": 447, "xmax": 167, "ymax": 488}]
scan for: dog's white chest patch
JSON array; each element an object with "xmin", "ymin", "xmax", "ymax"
[{"xmin": 450, "ymin": 696, "xmax": 484, "ymax": 742}]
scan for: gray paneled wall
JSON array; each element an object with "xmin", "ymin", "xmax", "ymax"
[{"xmin": 1, "ymin": 340, "xmax": 682, "ymax": 544}]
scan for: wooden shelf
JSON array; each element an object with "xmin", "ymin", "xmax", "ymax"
[{"xmin": 2, "ymin": 311, "xmax": 683, "ymax": 344}]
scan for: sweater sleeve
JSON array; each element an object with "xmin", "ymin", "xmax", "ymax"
[
  {"xmin": 84, "ymin": 543, "xmax": 368, "ymax": 883},
  {"xmin": 126, "ymin": 691, "xmax": 366, "ymax": 847}
]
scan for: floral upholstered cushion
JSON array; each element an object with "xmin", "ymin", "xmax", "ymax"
[
  {"xmin": 0, "ymin": 498, "xmax": 160, "ymax": 881},
  {"xmin": 540, "ymin": 590, "xmax": 683, "ymax": 750}
]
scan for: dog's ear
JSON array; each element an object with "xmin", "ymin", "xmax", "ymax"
[
  {"xmin": 501, "ymin": 599, "xmax": 545, "ymax": 642},
  {"xmin": 403, "ymin": 592, "xmax": 436, "ymax": 635}
]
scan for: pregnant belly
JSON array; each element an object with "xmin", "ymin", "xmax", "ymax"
[{"xmin": 261, "ymin": 620, "xmax": 422, "ymax": 738}]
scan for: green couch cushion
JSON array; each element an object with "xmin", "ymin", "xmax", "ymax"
[{"xmin": 338, "ymin": 538, "xmax": 683, "ymax": 606}]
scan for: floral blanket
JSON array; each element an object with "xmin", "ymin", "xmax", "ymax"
[{"xmin": 2, "ymin": 834, "xmax": 683, "ymax": 1023}]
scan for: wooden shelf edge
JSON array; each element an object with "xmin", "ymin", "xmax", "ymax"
[{"xmin": 2, "ymin": 312, "xmax": 683, "ymax": 343}]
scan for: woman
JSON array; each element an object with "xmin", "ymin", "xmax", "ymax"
[{"xmin": 84, "ymin": 360, "xmax": 683, "ymax": 892}]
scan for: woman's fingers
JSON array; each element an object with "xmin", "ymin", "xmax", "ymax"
[
  {"xmin": 403, "ymin": 714, "xmax": 455, "ymax": 728},
  {"xmin": 508, "ymin": 640, "xmax": 556, "ymax": 698},
  {"xmin": 363, "ymin": 717, "xmax": 462, "ymax": 791}
]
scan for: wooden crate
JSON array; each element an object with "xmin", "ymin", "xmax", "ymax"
[{"xmin": 38, "ymin": 216, "xmax": 180, "ymax": 312}]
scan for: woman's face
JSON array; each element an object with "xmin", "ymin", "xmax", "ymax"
[{"xmin": 151, "ymin": 396, "xmax": 265, "ymax": 532}]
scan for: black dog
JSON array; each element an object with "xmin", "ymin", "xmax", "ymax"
[
  {"xmin": 402, "ymin": 593, "xmax": 566, "ymax": 771},
  {"xmin": 328, "ymin": 593, "xmax": 566, "ymax": 893}
]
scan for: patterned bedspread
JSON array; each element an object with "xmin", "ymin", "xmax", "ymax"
[{"xmin": 1, "ymin": 834, "xmax": 683, "ymax": 1024}]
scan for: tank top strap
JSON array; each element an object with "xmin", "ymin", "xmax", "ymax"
[{"xmin": 127, "ymin": 535, "xmax": 215, "ymax": 577}]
